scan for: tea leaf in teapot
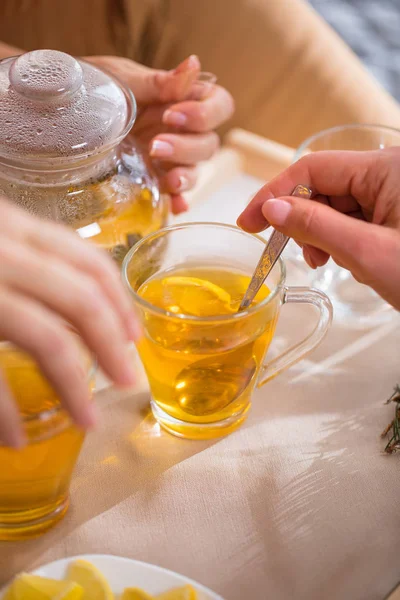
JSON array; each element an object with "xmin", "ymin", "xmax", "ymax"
[
  {"xmin": 127, "ymin": 233, "xmax": 142, "ymax": 248},
  {"xmin": 111, "ymin": 244, "xmax": 130, "ymax": 264}
]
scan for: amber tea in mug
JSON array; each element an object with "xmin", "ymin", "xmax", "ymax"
[{"xmin": 0, "ymin": 342, "xmax": 95, "ymax": 540}]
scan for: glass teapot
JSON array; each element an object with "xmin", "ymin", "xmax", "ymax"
[{"xmin": 0, "ymin": 49, "xmax": 168, "ymax": 263}]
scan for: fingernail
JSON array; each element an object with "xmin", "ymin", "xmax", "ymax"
[
  {"xmin": 236, "ymin": 214, "xmax": 267, "ymax": 233},
  {"xmin": 192, "ymin": 80, "xmax": 213, "ymax": 100},
  {"xmin": 177, "ymin": 175, "xmax": 190, "ymax": 192},
  {"xmin": 174, "ymin": 55, "xmax": 200, "ymax": 74},
  {"xmin": 262, "ymin": 199, "xmax": 292, "ymax": 226},
  {"xmin": 171, "ymin": 195, "xmax": 189, "ymax": 215},
  {"xmin": 187, "ymin": 54, "xmax": 200, "ymax": 69},
  {"xmin": 163, "ymin": 110, "xmax": 187, "ymax": 127},
  {"xmin": 150, "ymin": 140, "xmax": 174, "ymax": 158},
  {"xmin": 236, "ymin": 215, "xmax": 244, "ymax": 229}
]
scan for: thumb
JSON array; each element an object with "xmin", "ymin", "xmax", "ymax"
[
  {"xmin": 134, "ymin": 55, "xmax": 201, "ymax": 105},
  {"xmin": 261, "ymin": 196, "xmax": 399, "ymax": 286}
]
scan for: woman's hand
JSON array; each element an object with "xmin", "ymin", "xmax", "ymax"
[
  {"xmin": 0, "ymin": 198, "xmax": 138, "ymax": 448},
  {"xmin": 237, "ymin": 148, "xmax": 400, "ymax": 310},
  {"xmin": 86, "ymin": 55, "xmax": 234, "ymax": 214}
]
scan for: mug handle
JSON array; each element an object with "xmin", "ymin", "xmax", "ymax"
[{"xmin": 257, "ymin": 286, "xmax": 333, "ymax": 387}]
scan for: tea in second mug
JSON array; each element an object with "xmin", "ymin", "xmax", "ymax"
[
  {"xmin": 0, "ymin": 341, "xmax": 95, "ymax": 540},
  {"xmin": 123, "ymin": 223, "xmax": 333, "ymax": 440}
]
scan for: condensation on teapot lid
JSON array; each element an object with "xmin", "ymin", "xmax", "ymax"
[{"xmin": 0, "ymin": 49, "xmax": 135, "ymax": 162}]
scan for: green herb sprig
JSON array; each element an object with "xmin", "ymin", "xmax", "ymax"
[{"xmin": 381, "ymin": 385, "xmax": 400, "ymax": 454}]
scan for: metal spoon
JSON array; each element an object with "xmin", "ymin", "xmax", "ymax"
[{"xmin": 238, "ymin": 184, "xmax": 313, "ymax": 311}]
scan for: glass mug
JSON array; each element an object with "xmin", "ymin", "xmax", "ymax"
[
  {"xmin": 290, "ymin": 123, "xmax": 400, "ymax": 328},
  {"xmin": 0, "ymin": 341, "xmax": 95, "ymax": 541},
  {"xmin": 122, "ymin": 223, "xmax": 333, "ymax": 440}
]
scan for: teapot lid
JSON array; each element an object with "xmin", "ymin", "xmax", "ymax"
[{"xmin": 0, "ymin": 50, "xmax": 135, "ymax": 164}]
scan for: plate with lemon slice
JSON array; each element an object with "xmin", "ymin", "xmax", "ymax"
[{"xmin": 1, "ymin": 555, "xmax": 223, "ymax": 600}]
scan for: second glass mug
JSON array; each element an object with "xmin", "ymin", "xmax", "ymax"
[{"xmin": 122, "ymin": 223, "xmax": 333, "ymax": 440}]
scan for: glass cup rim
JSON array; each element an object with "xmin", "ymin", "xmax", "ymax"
[
  {"xmin": 294, "ymin": 122, "xmax": 400, "ymax": 162},
  {"xmin": 121, "ymin": 221, "xmax": 286, "ymax": 323},
  {"xmin": 0, "ymin": 340, "xmax": 97, "ymax": 426}
]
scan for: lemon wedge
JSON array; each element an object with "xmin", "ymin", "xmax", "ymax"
[
  {"xmin": 4, "ymin": 574, "xmax": 83, "ymax": 600},
  {"xmin": 161, "ymin": 276, "xmax": 233, "ymax": 316},
  {"xmin": 65, "ymin": 560, "xmax": 113, "ymax": 600},
  {"xmin": 156, "ymin": 585, "xmax": 197, "ymax": 600},
  {"xmin": 121, "ymin": 590, "xmax": 154, "ymax": 600}
]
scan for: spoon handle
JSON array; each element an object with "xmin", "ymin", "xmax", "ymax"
[{"xmin": 238, "ymin": 184, "xmax": 312, "ymax": 312}]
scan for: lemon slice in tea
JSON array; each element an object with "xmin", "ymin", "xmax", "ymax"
[
  {"xmin": 65, "ymin": 560, "xmax": 113, "ymax": 600},
  {"xmin": 156, "ymin": 585, "xmax": 197, "ymax": 600},
  {"xmin": 160, "ymin": 276, "xmax": 234, "ymax": 316},
  {"xmin": 5, "ymin": 574, "xmax": 83, "ymax": 600}
]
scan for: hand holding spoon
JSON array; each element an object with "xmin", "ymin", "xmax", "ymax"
[{"xmin": 238, "ymin": 184, "xmax": 312, "ymax": 311}]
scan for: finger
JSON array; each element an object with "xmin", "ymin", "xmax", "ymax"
[
  {"xmin": 1, "ymin": 240, "xmax": 136, "ymax": 387},
  {"xmin": 291, "ymin": 239, "xmax": 329, "ymax": 266},
  {"xmin": 149, "ymin": 132, "xmax": 220, "ymax": 164},
  {"xmin": 333, "ymin": 257, "xmax": 348, "ymax": 269},
  {"xmin": 303, "ymin": 245, "xmax": 330, "ymax": 268},
  {"xmin": 170, "ymin": 195, "xmax": 189, "ymax": 215},
  {"xmin": 0, "ymin": 290, "xmax": 95, "ymax": 429},
  {"xmin": 158, "ymin": 166, "xmax": 197, "ymax": 195},
  {"xmin": 259, "ymin": 195, "xmax": 400, "ymax": 285},
  {"xmin": 133, "ymin": 104, "xmax": 168, "ymax": 139},
  {"xmin": 1, "ymin": 199, "xmax": 137, "ymax": 341},
  {"xmin": 241, "ymin": 192, "xmax": 333, "ymax": 234},
  {"xmin": 328, "ymin": 195, "xmax": 362, "ymax": 214},
  {"xmin": 237, "ymin": 150, "xmax": 383, "ymax": 232},
  {"xmin": 0, "ymin": 373, "xmax": 24, "ymax": 448},
  {"xmin": 162, "ymin": 85, "xmax": 235, "ymax": 132},
  {"xmin": 151, "ymin": 55, "xmax": 201, "ymax": 104},
  {"xmin": 311, "ymin": 193, "xmax": 362, "ymax": 216},
  {"xmin": 294, "ymin": 211, "xmax": 365, "ymax": 268},
  {"xmin": 26, "ymin": 220, "xmax": 139, "ymax": 341},
  {"xmin": 86, "ymin": 54, "xmax": 201, "ymax": 108},
  {"xmin": 303, "ymin": 246, "xmax": 316, "ymax": 270}
]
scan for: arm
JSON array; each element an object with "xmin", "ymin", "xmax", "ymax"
[{"xmin": 0, "ymin": 40, "xmax": 22, "ymax": 58}]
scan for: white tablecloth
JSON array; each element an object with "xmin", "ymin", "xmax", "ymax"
[{"xmin": 1, "ymin": 174, "xmax": 399, "ymax": 600}]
